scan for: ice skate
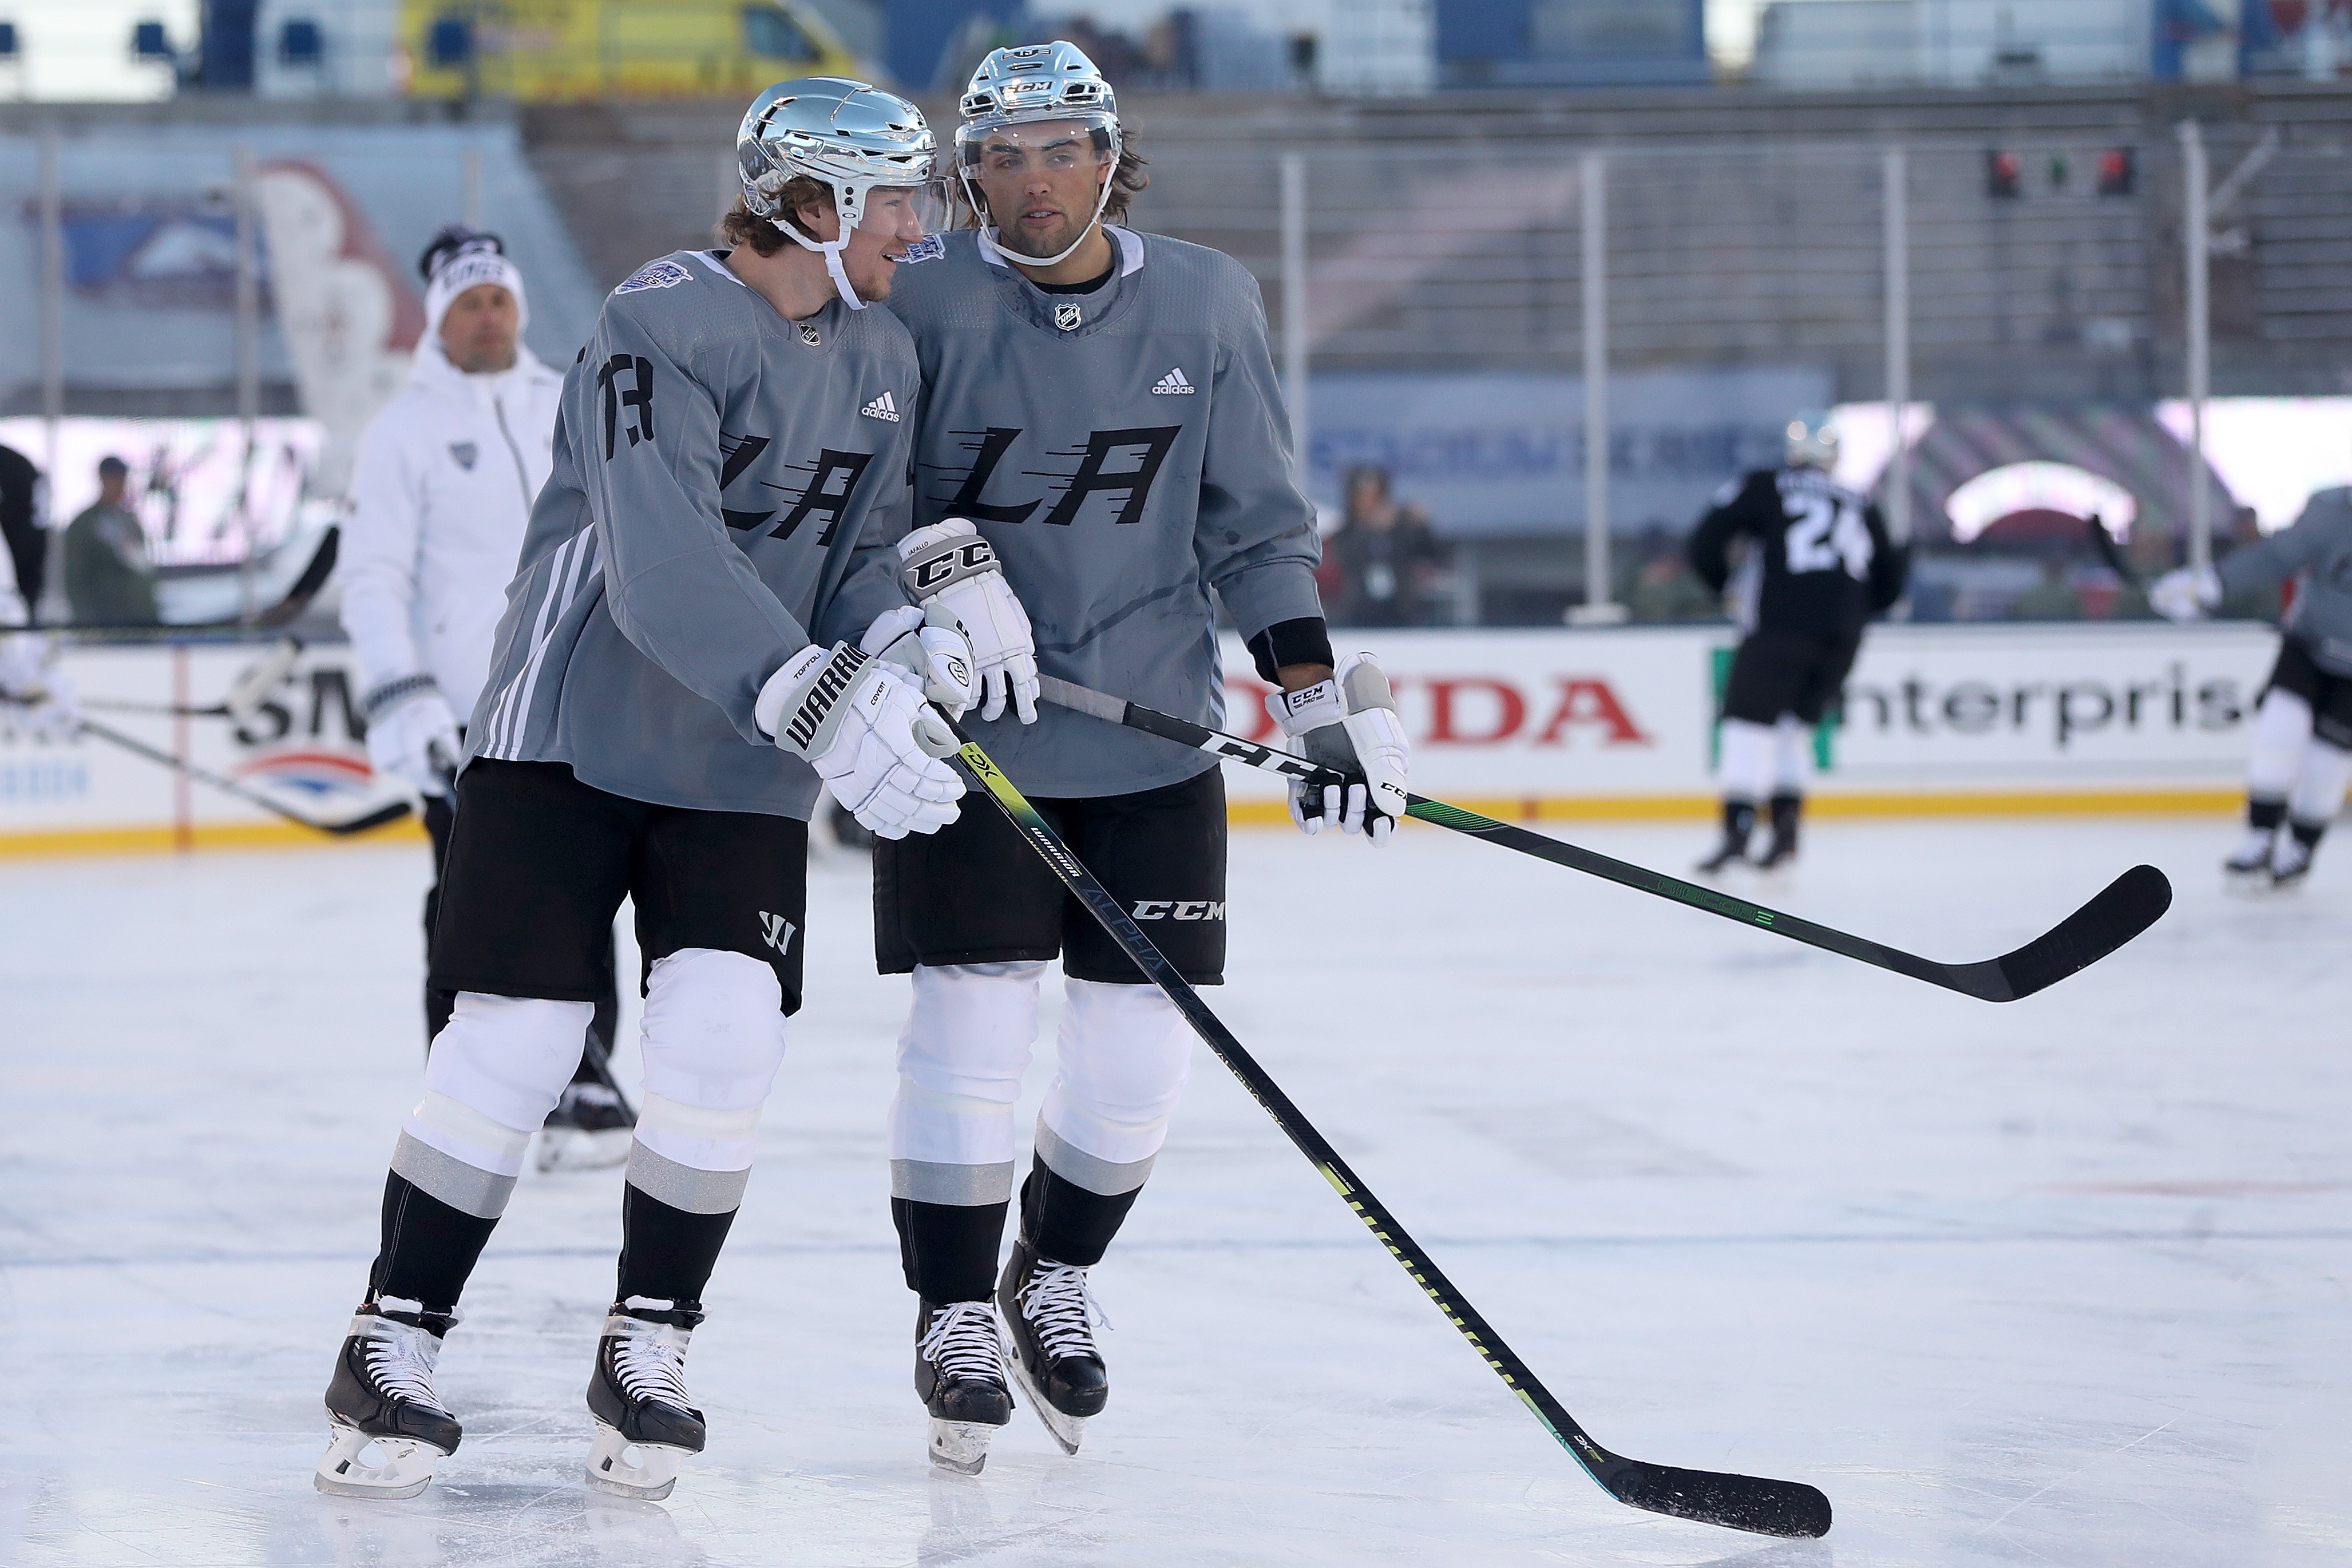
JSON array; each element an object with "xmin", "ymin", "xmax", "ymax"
[
  {"xmin": 998, "ymin": 1239, "xmax": 1108, "ymax": 1456},
  {"xmin": 1695, "ymin": 803, "xmax": 1756, "ymax": 876},
  {"xmin": 537, "ymin": 1080, "xmax": 634, "ymax": 1173},
  {"xmin": 1751, "ymin": 795, "xmax": 1801, "ymax": 872},
  {"xmin": 2223, "ymin": 827, "xmax": 2277, "ymax": 890},
  {"xmin": 314, "ymin": 1300, "xmax": 462, "ymax": 1499},
  {"xmin": 2268, "ymin": 828, "xmax": 2321, "ymax": 891},
  {"xmin": 585, "ymin": 1297, "xmax": 706, "ymax": 1500},
  {"xmin": 915, "ymin": 1298, "xmax": 1012, "ymax": 1474}
]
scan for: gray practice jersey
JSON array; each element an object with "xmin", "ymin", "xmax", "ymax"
[
  {"xmin": 468, "ymin": 250, "xmax": 916, "ymax": 817},
  {"xmin": 886, "ymin": 226, "xmax": 1322, "ymax": 798},
  {"xmin": 2218, "ymin": 486, "xmax": 2352, "ymax": 677}
]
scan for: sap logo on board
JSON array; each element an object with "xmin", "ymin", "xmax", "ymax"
[{"xmin": 1233, "ymin": 675, "xmax": 1652, "ymax": 749}]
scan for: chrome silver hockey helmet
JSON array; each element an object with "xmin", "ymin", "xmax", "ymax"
[
  {"xmin": 1785, "ymin": 410, "xmax": 1839, "ymax": 470},
  {"xmin": 955, "ymin": 42, "xmax": 1123, "ymax": 268},
  {"xmin": 737, "ymin": 77, "xmax": 948, "ymax": 308}
]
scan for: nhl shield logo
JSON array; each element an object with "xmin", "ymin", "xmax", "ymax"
[
  {"xmin": 448, "ymin": 442, "xmax": 478, "ymax": 470},
  {"xmin": 1054, "ymin": 302, "xmax": 1083, "ymax": 331},
  {"xmin": 799, "ymin": 323, "xmax": 821, "ymax": 346}
]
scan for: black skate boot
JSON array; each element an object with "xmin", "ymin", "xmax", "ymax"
[
  {"xmin": 998, "ymin": 1238, "xmax": 1109, "ymax": 1456},
  {"xmin": 538, "ymin": 1080, "xmax": 635, "ymax": 1173},
  {"xmin": 2226, "ymin": 800, "xmax": 2286, "ymax": 889},
  {"xmin": 315, "ymin": 1298, "xmax": 463, "ymax": 1499},
  {"xmin": 1752, "ymin": 792, "xmax": 1801, "ymax": 870},
  {"xmin": 585, "ymin": 1297, "xmax": 706, "ymax": 1500},
  {"xmin": 2270, "ymin": 821, "xmax": 2324, "ymax": 890},
  {"xmin": 915, "ymin": 1298, "xmax": 1012, "ymax": 1474},
  {"xmin": 1695, "ymin": 800, "xmax": 1756, "ymax": 874}
]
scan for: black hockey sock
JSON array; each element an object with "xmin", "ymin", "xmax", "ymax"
[
  {"xmin": 2288, "ymin": 818, "xmax": 2326, "ymax": 850},
  {"xmin": 892, "ymin": 1196, "xmax": 1009, "ymax": 1304},
  {"xmin": 369, "ymin": 1171, "xmax": 497, "ymax": 1315},
  {"xmin": 1020, "ymin": 1164, "xmax": 1142, "ymax": 1269},
  {"xmin": 615, "ymin": 1182, "xmax": 737, "ymax": 1306},
  {"xmin": 1720, "ymin": 799, "xmax": 1756, "ymax": 844},
  {"xmin": 1768, "ymin": 792, "xmax": 1802, "ymax": 840},
  {"xmin": 2248, "ymin": 797, "xmax": 2287, "ymax": 832}
]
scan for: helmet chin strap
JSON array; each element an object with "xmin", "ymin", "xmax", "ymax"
[
  {"xmin": 968, "ymin": 165, "xmax": 1117, "ymax": 272},
  {"xmin": 771, "ymin": 213, "xmax": 869, "ymax": 311}
]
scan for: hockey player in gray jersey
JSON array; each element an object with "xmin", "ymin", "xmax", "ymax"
[
  {"xmin": 2154, "ymin": 486, "xmax": 2352, "ymax": 887},
  {"xmin": 873, "ymin": 42, "xmax": 1410, "ymax": 1474},
  {"xmin": 313, "ymin": 78, "xmax": 976, "ymax": 1504}
]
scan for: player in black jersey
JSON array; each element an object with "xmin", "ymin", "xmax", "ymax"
[{"xmin": 1686, "ymin": 412, "xmax": 1909, "ymax": 872}]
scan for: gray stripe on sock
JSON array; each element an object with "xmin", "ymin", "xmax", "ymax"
[
  {"xmin": 1035, "ymin": 1124, "xmax": 1156, "ymax": 1196},
  {"xmin": 391, "ymin": 1131, "xmax": 517, "ymax": 1219},
  {"xmin": 889, "ymin": 1159, "xmax": 1014, "ymax": 1205},
  {"xmin": 626, "ymin": 1143, "xmax": 751, "ymax": 1215}
]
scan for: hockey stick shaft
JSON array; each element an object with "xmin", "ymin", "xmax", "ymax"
[
  {"xmin": 1037, "ymin": 675, "xmax": 2168, "ymax": 1003},
  {"xmin": 72, "ymin": 715, "xmax": 411, "ymax": 837},
  {"xmin": 930, "ymin": 715, "xmax": 1830, "ymax": 1538}
]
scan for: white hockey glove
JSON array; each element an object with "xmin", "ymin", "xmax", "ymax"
[
  {"xmin": 755, "ymin": 642, "xmax": 963, "ymax": 841},
  {"xmin": 2151, "ymin": 564, "xmax": 2222, "ymax": 624},
  {"xmin": 0, "ymin": 633, "xmax": 81, "ymax": 741},
  {"xmin": 899, "ymin": 518, "xmax": 1039, "ymax": 725},
  {"xmin": 361, "ymin": 675, "xmax": 463, "ymax": 798},
  {"xmin": 860, "ymin": 603, "xmax": 977, "ymax": 716},
  {"xmin": 1266, "ymin": 652, "xmax": 1410, "ymax": 845}
]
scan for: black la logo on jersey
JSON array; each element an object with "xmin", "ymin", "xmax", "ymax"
[
  {"xmin": 932, "ymin": 426, "xmax": 1181, "ymax": 528},
  {"xmin": 599, "ymin": 354, "xmax": 655, "ymax": 458},
  {"xmin": 724, "ymin": 448, "xmax": 874, "ymax": 547}
]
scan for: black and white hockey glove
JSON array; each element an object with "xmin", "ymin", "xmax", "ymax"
[
  {"xmin": 361, "ymin": 673, "xmax": 462, "ymax": 798},
  {"xmin": 860, "ymin": 603, "xmax": 977, "ymax": 716},
  {"xmin": 1265, "ymin": 652, "xmax": 1410, "ymax": 845},
  {"xmin": 2151, "ymin": 565, "xmax": 2221, "ymax": 623},
  {"xmin": 0, "ymin": 632, "xmax": 79, "ymax": 742},
  {"xmin": 898, "ymin": 518, "xmax": 1040, "ymax": 725},
  {"xmin": 755, "ymin": 642, "xmax": 963, "ymax": 841}
]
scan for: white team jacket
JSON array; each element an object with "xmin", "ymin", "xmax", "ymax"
[{"xmin": 340, "ymin": 340, "xmax": 565, "ymax": 715}]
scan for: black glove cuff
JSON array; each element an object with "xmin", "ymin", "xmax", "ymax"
[
  {"xmin": 1246, "ymin": 616, "xmax": 1335, "ymax": 684},
  {"xmin": 361, "ymin": 673, "xmax": 441, "ymax": 722}
]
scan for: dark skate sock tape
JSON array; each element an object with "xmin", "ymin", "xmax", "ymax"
[
  {"xmin": 370, "ymin": 1172, "xmax": 497, "ymax": 1313},
  {"xmin": 892, "ymin": 1196, "xmax": 1009, "ymax": 1302},
  {"xmin": 617, "ymin": 1183, "xmax": 737, "ymax": 1305},
  {"xmin": 1021, "ymin": 1165, "xmax": 1142, "ymax": 1270},
  {"xmin": 2248, "ymin": 797, "xmax": 2287, "ymax": 831}
]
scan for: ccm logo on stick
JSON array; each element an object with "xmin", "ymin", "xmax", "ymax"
[{"xmin": 1132, "ymin": 901, "xmax": 1226, "ymax": 920}]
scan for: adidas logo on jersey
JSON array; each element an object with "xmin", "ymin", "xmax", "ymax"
[
  {"xmin": 860, "ymin": 391, "xmax": 901, "ymax": 422},
  {"xmin": 1151, "ymin": 368, "xmax": 1196, "ymax": 395}
]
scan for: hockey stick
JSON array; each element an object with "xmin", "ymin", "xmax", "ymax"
[
  {"xmin": 61, "ymin": 527, "xmax": 339, "ymax": 636},
  {"xmin": 69, "ymin": 714, "xmax": 411, "ymax": 836},
  {"xmin": 2083, "ymin": 514, "xmax": 2142, "ymax": 589},
  {"xmin": 84, "ymin": 638, "xmax": 304, "ymax": 720},
  {"xmin": 925, "ymin": 712, "xmax": 1832, "ymax": 1539},
  {"xmin": 1038, "ymin": 675, "xmax": 2170, "ymax": 1004}
]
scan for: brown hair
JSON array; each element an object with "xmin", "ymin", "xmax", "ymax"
[
  {"xmin": 716, "ymin": 180, "xmax": 831, "ymax": 256},
  {"xmin": 961, "ymin": 130, "xmax": 1149, "ymax": 228}
]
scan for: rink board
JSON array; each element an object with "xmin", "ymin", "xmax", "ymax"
[{"xmin": 0, "ymin": 623, "xmax": 2275, "ymax": 854}]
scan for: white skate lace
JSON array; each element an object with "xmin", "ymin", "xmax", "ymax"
[
  {"xmin": 1014, "ymin": 1262, "xmax": 1109, "ymax": 1362},
  {"xmin": 609, "ymin": 1315, "xmax": 695, "ymax": 1410},
  {"xmin": 358, "ymin": 1311, "xmax": 445, "ymax": 1408},
  {"xmin": 918, "ymin": 1300, "xmax": 1007, "ymax": 1385}
]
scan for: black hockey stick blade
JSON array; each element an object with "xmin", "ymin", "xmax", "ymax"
[
  {"xmin": 253, "ymin": 526, "xmax": 338, "ymax": 628},
  {"xmin": 1602, "ymin": 1455, "xmax": 1831, "ymax": 1538},
  {"xmin": 57, "ymin": 529, "xmax": 338, "ymax": 637},
  {"xmin": 932, "ymin": 714, "xmax": 1829, "ymax": 1539},
  {"xmin": 1938, "ymin": 861, "xmax": 2172, "ymax": 1002}
]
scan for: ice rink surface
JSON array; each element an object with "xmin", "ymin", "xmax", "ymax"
[{"xmin": 2, "ymin": 813, "xmax": 2346, "ymax": 1567}]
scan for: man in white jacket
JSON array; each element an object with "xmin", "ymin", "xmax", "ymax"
[{"xmin": 341, "ymin": 226, "xmax": 630, "ymax": 1170}]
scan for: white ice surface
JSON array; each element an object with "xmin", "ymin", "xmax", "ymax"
[{"xmin": 2, "ymin": 817, "xmax": 2347, "ymax": 1566}]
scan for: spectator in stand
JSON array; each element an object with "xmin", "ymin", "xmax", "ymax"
[
  {"xmin": 64, "ymin": 457, "xmax": 160, "ymax": 627},
  {"xmin": 1628, "ymin": 524, "xmax": 1720, "ymax": 621},
  {"xmin": 1323, "ymin": 465, "xmax": 1442, "ymax": 627},
  {"xmin": 0, "ymin": 442, "xmax": 42, "ymax": 617}
]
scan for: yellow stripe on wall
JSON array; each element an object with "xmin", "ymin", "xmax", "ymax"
[{"xmin": 0, "ymin": 818, "xmax": 427, "ymax": 859}]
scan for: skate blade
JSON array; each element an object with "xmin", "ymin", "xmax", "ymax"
[
  {"xmin": 1006, "ymin": 1356, "xmax": 1087, "ymax": 1456},
  {"xmin": 927, "ymin": 1418, "xmax": 999, "ymax": 1475},
  {"xmin": 587, "ymin": 1420, "xmax": 685, "ymax": 1500},
  {"xmin": 537, "ymin": 1127, "xmax": 633, "ymax": 1174},
  {"xmin": 314, "ymin": 1424, "xmax": 444, "ymax": 1499}
]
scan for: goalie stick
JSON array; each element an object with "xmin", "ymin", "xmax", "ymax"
[
  {"xmin": 70, "ymin": 714, "xmax": 411, "ymax": 837},
  {"xmin": 1038, "ymin": 674, "xmax": 2170, "ymax": 1004},
  {"xmin": 922, "ymin": 711, "xmax": 1832, "ymax": 1539}
]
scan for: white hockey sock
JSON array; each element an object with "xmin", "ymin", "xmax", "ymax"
[
  {"xmin": 1718, "ymin": 719, "xmax": 1774, "ymax": 805},
  {"xmin": 888, "ymin": 961, "xmax": 1044, "ymax": 1206},
  {"xmin": 627, "ymin": 949, "xmax": 786, "ymax": 1215},
  {"xmin": 1771, "ymin": 715, "xmax": 1811, "ymax": 797},
  {"xmin": 2288, "ymin": 739, "xmax": 2352, "ymax": 830},
  {"xmin": 2246, "ymin": 687, "xmax": 2311, "ymax": 803}
]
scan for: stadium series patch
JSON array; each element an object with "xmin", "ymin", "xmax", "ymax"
[{"xmin": 615, "ymin": 260, "xmax": 692, "ymax": 295}]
